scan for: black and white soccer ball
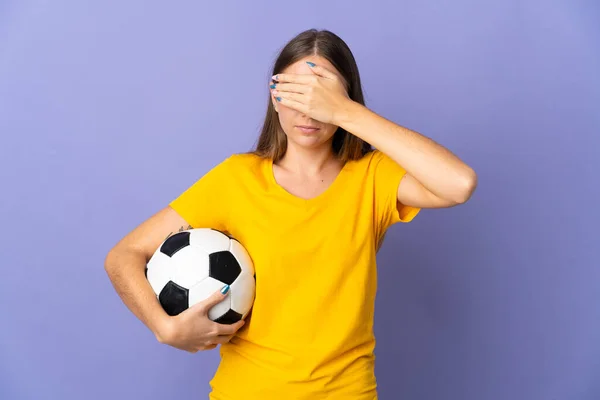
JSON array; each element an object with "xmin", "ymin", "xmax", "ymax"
[{"xmin": 145, "ymin": 228, "xmax": 255, "ymax": 324}]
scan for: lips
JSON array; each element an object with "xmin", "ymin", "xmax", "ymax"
[{"xmin": 296, "ymin": 125, "xmax": 320, "ymax": 134}]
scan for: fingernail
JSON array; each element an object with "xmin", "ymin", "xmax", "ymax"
[
  {"xmin": 306, "ymin": 61, "xmax": 316, "ymax": 67},
  {"xmin": 276, "ymin": 97, "xmax": 281, "ymax": 102},
  {"xmin": 272, "ymin": 74, "xmax": 278, "ymax": 81},
  {"xmin": 270, "ymin": 84, "xmax": 276, "ymax": 89},
  {"xmin": 221, "ymin": 284, "xmax": 230, "ymax": 294}
]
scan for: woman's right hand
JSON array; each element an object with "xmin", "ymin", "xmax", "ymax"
[{"xmin": 156, "ymin": 287, "xmax": 245, "ymax": 353}]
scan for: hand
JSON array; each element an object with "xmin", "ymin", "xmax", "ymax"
[
  {"xmin": 156, "ymin": 288, "xmax": 246, "ymax": 353},
  {"xmin": 270, "ymin": 62, "xmax": 352, "ymax": 125}
]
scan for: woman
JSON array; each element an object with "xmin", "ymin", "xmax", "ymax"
[{"xmin": 105, "ymin": 29, "xmax": 477, "ymax": 399}]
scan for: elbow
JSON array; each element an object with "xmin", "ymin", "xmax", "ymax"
[
  {"xmin": 104, "ymin": 248, "xmax": 117, "ymax": 273},
  {"xmin": 451, "ymin": 168, "xmax": 478, "ymax": 205},
  {"xmin": 104, "ymin": 245, "xmax": 126, "ymax": 274},
  {"xmin": 104, "ymin": 244, "xmax": 148, "ymax": 275}
]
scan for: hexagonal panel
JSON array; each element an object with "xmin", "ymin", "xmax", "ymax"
[
  {"xmin": 189, "ymin": 228, "xmax": 230, "ymax": 254},
  {"xmin": 158, "ymin": 280, "xmax": 189, "ymax": 316},
  {"xmin": 170, "ymin": 245, "xmax": 210, "ymax": 288},
  {"xmin": 209, "ymin": 251, "xmax": 241, "ymax": 285}
]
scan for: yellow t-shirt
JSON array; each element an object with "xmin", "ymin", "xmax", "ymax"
[{"xmin": 169, "ymin": 150, "xmax": 419, "ymax": 400}]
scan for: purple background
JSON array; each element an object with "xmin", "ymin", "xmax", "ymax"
[{"xmin": 1, "ymin": 1, "xmax": 599, "ymax": 399}]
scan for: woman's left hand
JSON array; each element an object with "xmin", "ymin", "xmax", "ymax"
[{"xmin": 270, "ymin": 62, "xmax": 353, "ymax": 125}]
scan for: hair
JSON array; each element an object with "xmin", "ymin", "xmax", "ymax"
[{"xmin": 252, "ymin": 29, "xmax": 372, "ymax": 163}]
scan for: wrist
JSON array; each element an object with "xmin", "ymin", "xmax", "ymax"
[
  {"xmin": 335, "ymin": 99, "xmax": 365, "ymax": 132},
  {"xmin": 153, "ymin": 315, "xmax": 174, "ymax": 344}
]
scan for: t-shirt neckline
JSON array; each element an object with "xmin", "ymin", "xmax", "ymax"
[{"xmin": 264, "ymin": 157, "xmax": 350, "ymax": 205}]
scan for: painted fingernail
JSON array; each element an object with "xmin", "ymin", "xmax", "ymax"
[
  {"xmin": 276, "ymin": 97, "xmax": 281, "ymax": 102},
  {"xmin": 221, "ymin": 284, "xmax": 230, "ymax": 294},
  {"xmin": 306, "ymin": 61, "xmax": 316, "ymax": 67},
  {"xmin": 270, "ymin": 84, "xmax": 276, "ymax": 89}
]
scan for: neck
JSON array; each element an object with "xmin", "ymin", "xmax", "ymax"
[{"xmin": 278, "ymin": 142, "xmax": 339, "ymax": 177}]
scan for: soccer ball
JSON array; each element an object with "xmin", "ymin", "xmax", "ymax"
[{"xmin": 145, "ymin": 228, "xmax": 255, "ymax": 324}]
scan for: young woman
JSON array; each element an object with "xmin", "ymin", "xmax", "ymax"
[{"xmin": 105, "ymin": 29, "xmax": 477, "ymax": 400}]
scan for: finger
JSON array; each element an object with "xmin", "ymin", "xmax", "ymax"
[
  {"xmin": 272, "ymin": 90, "xmax": 305, "ymax": 103},
  {"xmin": 191, "ymin": 285, "xmax": 230, "ymax": 314},
  {"xmin": 186, "ymin": 348, "xmax": 199, "ymax": 353},
  {"xmin": 213, "ymin": 335, "xmax": 234, "ymax": 344},
  {"xmin": 215, "ymin": 319, "xmax": 245, "ymax": 336},
  {"xmin": 272, "ymin": 73, "xmax": 316, "ymax": 84},
  {"xmin": 270, "ymin": 82, "xmax": 308, "ymax": 94},
  {"xmin": 305, "ymin": 62, "xmax": 338, "ymax": 80},
  {"xmin": 275, "ymin": 93, "xmax": 308, "ymax": 114}
]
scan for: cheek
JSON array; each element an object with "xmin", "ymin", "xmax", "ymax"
[
  {"xmin": 278, "ymin": 103, "xmax": 296, "ymax": 118},
  {"xmin": 277, "ymin": 106, "xmax": 297, "ymax": 130},
  {"xmin": 323, "ymin": 124, "xmax": 339, "ymax": 139}
]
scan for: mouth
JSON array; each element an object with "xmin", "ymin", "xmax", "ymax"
[{"xmin": 296, "ymin": 125, "xmax": 320, "ymax": 133}]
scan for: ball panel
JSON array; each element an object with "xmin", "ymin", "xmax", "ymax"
[
  {"xmin": 146, "ymin": 253, "xmax": 173, "ymax": 295},
  {"xmin": 213, "ymin": 309, "xmax": 243, "ymax": 325},
  {"xmin": 229, "ymin": 239, "xmax": 255, "ymax": 276},
  {"xmin": 158, "ymin": 281, "xmax": 189, "ymax": 316},
  {"xmin": 170, "ymin": 245, "xmax": 210, "ymax": 288},
  {"xmin": 188, "ymin": 277, "xmax": 231, "ymax": 321},
  {"xmin": 189, "ymin": 228, "xmax": 230, "ymax": 254},
  {"xmin": 229, "ymin": 272, "xmax": 256, "ymax": 317},
  {"xmin": 160, "ymin": 231, "xmax": 190, "ymax": 257},
  {"xmin": 209, "ymin": 251, "xmax": 241, "ymax": 285}
]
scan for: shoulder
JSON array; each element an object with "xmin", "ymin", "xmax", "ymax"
[
  {"xmin": 227, "ymin": 152, "xmax": 264, "ymax": 165},
  {"xmin": 214, "ymin": 152, "xmax": 269, "ymax": 181},
  {"xmin": 345, "ymin": 149, "xmax": 405, "ymax": 179},
  {"xmin": 206, "ymin": 152, "xmax": 263, "ymax": 170},
  {"xmin": 346, "ymin": 149, "xmax": 384, "ymax": 171},
  {"xmin": 225, "ymin": 152, "xmax": 267, "ymax": 172}
]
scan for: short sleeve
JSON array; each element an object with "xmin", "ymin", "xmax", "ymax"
[
  {"xmin": 371, "ymin": 150, "xmax": 420, "ymax": 236},
  {"xmin": 168, "ymin": 157, "xmax": 233, "ymax": 232}
]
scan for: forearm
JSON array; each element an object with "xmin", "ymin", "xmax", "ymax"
[
  {"xmin": 337, "ymin": 101, "xmax": 477, "ymax": 203},
  {"xmin": 104, "ymin": 248, "xmax": 170, "ymax": 341}
]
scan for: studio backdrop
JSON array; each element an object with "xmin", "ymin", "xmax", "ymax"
[{"xmin": 0, "ymin": 1, "xmax": 598, "ymax": 399}]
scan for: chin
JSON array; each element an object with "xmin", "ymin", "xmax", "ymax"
[{"xmin": 290, "ymin": 135, "xmax": 328, "ymax": 149}]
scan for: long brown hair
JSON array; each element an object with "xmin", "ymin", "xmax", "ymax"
[{"xmin": 252, "ymin": 29, "xmax": 372, "ymax": 162}]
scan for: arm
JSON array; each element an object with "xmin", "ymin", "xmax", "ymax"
[
  {"xmin": 270, "ymin": 63, "xmax": 476, "ymax": 208},
  {"xmin": 104, "ymin": 206, "xmax": 192, "ymax": 342},
  {"xmin": 337, "ymin": 102, "xmax": 477, "ymax": 208}
]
